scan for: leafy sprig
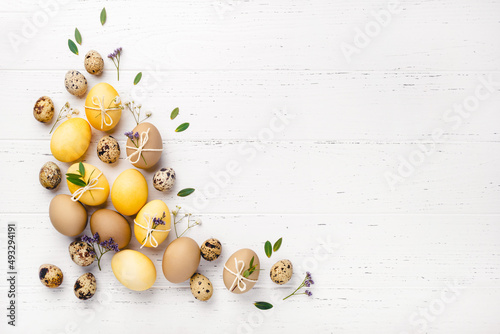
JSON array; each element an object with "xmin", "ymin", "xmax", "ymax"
[
  {"xmin": 66, "ymin": 162, "xmax": 95, "ymax": 199},
  {"xmin": 243, "ymin": 256, "xmax": 257, "ymax": 278}
]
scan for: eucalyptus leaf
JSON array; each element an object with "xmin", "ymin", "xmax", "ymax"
[
  {"xmin": 254, "ymin": 302, "xmax": 273, "ymax": 310},
  {"xmin": 170, "ymin": 107, "xmax": 179, "ymax": 120},
  {"xmin": 68, "ymin": 39, "xmax": 78, "ymax": 55},
  {"xmin": 75, "ymin": 28, "xmax": 82, "ymax": 45},
  {"xmin": 273, "ymin": 237, "xmax": 283, "ymax": 252},
  {"xmin": 134, "ymin": 72, "xmax": 142, "ymax": 85},
  {"xmin": 100, "ymin": 7, "xmax": 106, "ymax": 25},
  {"xmin": 78, "ymin": 162, "xmax": 85, "ymax": 176},
  {"xmin": 177, "ymin": 188, "xmax": 195, "ymax": 197},
  {"xmin": 175, "ymin": 122, "xmax": 189, "ymax": 132},
  {"xmin": 264, "ymin": 241, "xmax": 272, "ymax": 258}
]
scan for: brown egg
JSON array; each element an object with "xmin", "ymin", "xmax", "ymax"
[
  {"xmin": 223, "ymin": 249, "xmax": 260, "ymax": 294},
  {"xmin": 90, "ymin": 209, "xmax": 131, "ymax": 249},
  {"xmin": 162, "ymin": 237, "xmax": 200, "ymax": 283},
  {"xmin": 49, "ymin": 194, "xmax": 87, "ymax": 237},
  {"xmin": 125, "ymin": 122, "xmax": 163, "ymax": 169}
]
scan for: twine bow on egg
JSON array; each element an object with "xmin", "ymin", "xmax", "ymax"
[
  {"xmin": 134, "ymin": 213, "xmax": 170, "ymax": 248},
  {"xmin": 86, "ymin": 96, "xmax": 121, "ymax": 130},
  {"xmin": 224, "ymin": 258, "xmax": 258, "ymax": 292},
  {"xmin": 125, "ymin": 128, "xmax": 163, "ymax": 164},
  {"xmin": 70, "ymin": 173, "xmax": 104, "ymax": 202}
]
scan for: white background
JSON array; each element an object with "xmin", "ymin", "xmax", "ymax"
[{"xmin": 1, "ymin": 0, "xmax": 500, "ymax": 333}]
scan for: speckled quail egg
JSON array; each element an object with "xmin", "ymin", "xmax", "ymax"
[
  {"xmin": 64, "ymin": 70, "xmax": 87, "ymax": 97},
  {"xmin": 69, "ymin": 240, "xmax": 96, "ymax": 267},
  {"xmin": 270, "ymin": 259, "xmax": 293, "ymax": 285},
  {"xmin": 84, "ymin": 50, "xmax": 104, "ymax": 75},
  {"xmin": 152, "ymin": 167, "xmax": 176, "ymax": 192},
  {"xmin": 33, "ymin": 96, "xmax": 54, "ymax": 123},
  {"xmin": 74, "ymin": 273, "xmax": 96, "ymax": 300},
  {"xmin": 190, "ymin": 273, "xmax": 213, "ymax": 301},
  {"xmin": 39, "ymin": 264, "xmax": 63, "ymax": 288},
  {"xmin": 200, "ymin": 238, "xmax": 222, "ymax": 261},
  {"xmin": 39, "ymin": 161, "xmax": 62, "ymax": 190},
  {"xmin": 97, "ymin": 135, "xmax": 120, "ymax": 164}
]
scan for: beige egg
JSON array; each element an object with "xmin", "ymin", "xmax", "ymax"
[
  {"xmin": 162, "ymin": 237, "xmax": 200, "ymax": 283},
  {"xmin": 39, "ymin": 161, "xmax": 61, "ymax": 190},
  {"xmin": 33, "ymin": 96, "xmax": 54, "ymax": 123},
  {"xmin": 74, "ymin": 273, "xmax": 96, "ymax": 300},
  {"xmin": 90, "ymin": 209, "xmax": 131, "ymax": 249},
  {"xmin": 69, "ymin": 240, "xmax": 95, "ymax": 266},
  {"xmin": 39, "ymin": 264, "xmax": 63, "ymax": 288},
  {"xmin": 200, "ymin": 238, "xmax": 222, "ymax": 261},
  {"xmin": 64, "ymin": 70, "xmax": 87, "ymax": 97},
  {"xmin": 125, "ymin": 122, "xmax": 163, "ymax": 169},
  {"xmin": 49, "ymin": 194, "xmax": 88, "ymax": 237},
  {"xmin": 190, "ymin": 273, "xmax": 213, "ymax": 301},
  {"xmin": 270, "ymin": 259, "xmax": 293, "ymax": 285},
  {"xmin": 223, "ymin": 249, "xmax": 260, "ymax": 294},
  {"xmin": 84, "ymin": 50, "xmax": 104, "ymax": 75}
]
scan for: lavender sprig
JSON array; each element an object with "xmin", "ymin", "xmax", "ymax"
[
  {"xmin": 81, "ymin": 232, "xmax": 120, "ymax": 270},
  {"xmin": 108, "ymin": 47, "xmax": 122, "ymax": 81},
  {"xmin": 283, "ymin": 272, "xmax": 315, "ymax": 300},
  {"xmin": 141, "ymin": 212, "xmax": 167, "ymax": 245},
  {"xmin": 124, "ymin": 130, "xmax": 147, "ymax": 165}
]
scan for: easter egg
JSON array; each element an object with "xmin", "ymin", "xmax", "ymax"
[
  {"xmin": 125, "ymin": 122, "xmax": 163, "ymax": 169},
  {"xmin": 111, "ymin": 169, "xmax": 148, "ymax": 216},
  {"xmin": 162, "ymin": 237, "xmax": 200, "ymax": 283},
  {"xmin": 90, "ymin": 209, "xmax": 131, "ymax": 249},
  {"xmin": 223, "ymin": 249, "xmax": 260, "ymax": 294},
  {"xmin": 85, "ymin": 83, "xmax": 122, "ymax": 131},
  {"xmin": 134, "ymin": 200, "xmax": 171, "ymax": 248},
  {"xmin": 50, "ymin": 118, "xmax": 91, "ymax": 162},
  {"xmin": 111, "ymin": 250, "xmax": 156, "ymax": 291},
  {"xmin": 66, "ymin": 163, "xmax": 110, "ymax": 206},
  {"xmin": 49, "ymin": 194, "xmax": 88, "ymax": 237}
]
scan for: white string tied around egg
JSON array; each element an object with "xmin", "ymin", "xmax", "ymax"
[
  {"xmin": 224, "ymin": 258, "xmax": 258, "ymax": 292},
  {"xmin": 70, "ymin": 172, "xmax": 104, "ymax": 202},
  {"xmin": 125, "ymin": 128, "xmax": 163, "ymax": 164},
  {"xmin": 134, "ymin": 213, "xmax": 170, "ymax": 248},
  {"xmin": 86, "ymin": 96, "xmax": 121, "ymax": 130}
]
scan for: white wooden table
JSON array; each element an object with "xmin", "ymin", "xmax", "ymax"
[{"xmin": 1, "ymin": 0, "xmax": 500, "ymax": 333}]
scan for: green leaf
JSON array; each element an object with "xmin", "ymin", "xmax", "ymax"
[
  {"xmin": 170, "ymin": 107, "xmax": 179, "ymax": 120},
  {"xmin": 134, "ymin": 72, "xmax": 142, "ymax": 85},
  {"xmin": 68, "ymin": 39, "xmax": 78, "ymax": 55},
  {"xmin": 273, "ymin": 237, "xmax": 283, "ymax": 252},
  {"xmin": 243, "ymin": 270, "xmax": 250, "ymax": 278},
  {"xmin": 100, "ymin": 7, "xmax": 106, "ymax": 25},
  {"xmin": 249, "ymin": 256, "xmax": 254, "ymax": 268},
  {"xmin": 78, "ymin": 162, "xmax": 85, "ymax": 176},
  {"xmin": 177, "ymin": 188, "xmax": 195, "ymax": 197},
  {"xmin": 264, "ymin": 241, "xmax": 272, "ymax": 258},
  {"xmin": 66, "ymin": 177, "xmax": 87, "ymax": 188},
  {"xmin": 175, "ymin": 122, "xmax": 189, "ymax": 132},
  {"xmin": 74, "ymin": 28, "xmax": 82, "ymax": 45},
  {"xmin": 65, "ymin": 173, "xmax": 82, "ymax": 178},
  {"xmin": 254, "ymin": 302, "xmax": 273, "ymax": 310}
]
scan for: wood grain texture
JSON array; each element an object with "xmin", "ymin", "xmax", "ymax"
[{"xmin": 1, "ymin": 0, "xmax": 500, "ymax": 333}]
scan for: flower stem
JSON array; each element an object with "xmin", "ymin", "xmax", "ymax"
[{"xmin": 283, "ymin": 278, "xmax": 306, "ymax": 300}]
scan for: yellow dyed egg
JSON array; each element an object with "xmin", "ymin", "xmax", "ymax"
[
  {"xmin": 111, "ymin": 169, "xmax": 148, "ymax": 216},
  {"xmin": 84, "ymin": 83, "xmax": 122, "ymax": 131},
  {"xmin": 50, "ymin": 118, "xmax": 91, "ymax": 162},
  {"xmin": 134, "ymin": 200, "xmax": 171, "ymax": 248},
  {"xmin": 66, "ymin": 163, "xmax": 110, "ymax": 206},
  {"xmin": 111, "ymin": 250, "xmax": 156, "ymax": 291}
]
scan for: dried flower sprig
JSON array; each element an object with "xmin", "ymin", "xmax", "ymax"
[
  {"xmin": 49, "ymin": 102, "xmax": 79, "ymax": 134},
  {"xmin": 283, "ymin": 272, "xmax": 314, "ymax": 300},
  {"xmin": 141, "ymin": 211, "xmax": 167, "ymax": 245},
  {"xmin": 121, "ymin": 97, "xmax": 151, "ymax": 125},
  {"xmin": 81, "ymin": 232, "xmax": 120, "ymax": 271},
  {"xmin": 108, "ymin": 47, "xmax": 122, "ymax": 81},
  {"xmin": 124, "ymin": 130, "xmax": 147, "ymax": 165},
  {"xmin": 172, "ymin": 206, "xmax": 201, "ymax": 238}
]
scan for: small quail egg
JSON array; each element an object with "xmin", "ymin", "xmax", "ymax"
[
  {"xmin": 84, "ymin": 50, "xmax": 104, "ymax": 75},
  {"xmin": 200, "ymin": 238, "xmax": 222, "ymax": 261},
  {"xmin": 190, "ymin": 273, "xmax": 213, "ymax": 301},
  {"xmin": 39, "ymin": 161, "xmax": 62, "ymax": 190},
  {"xmin": 97, "ymin": 135, "xmax": 120, "ymax": 164},
  {"xmin": 64, "ymin": 70, "xmax": 87, "ymax": 97},
  {"xmin": 270, "ymin": 259, "xmax": 293, "ymax": 285},
  {"xmin": 69, "ymin": 240, "xmax": 96, "ymax": 267},
  {"xmin": 74, "ymin": 273, "xmax": 96, "ymax": 300},
  {"xmin": 39, "ymin": 264, "xmax": 63, "ymax": 288},
  {"xmin": 33, "ymin": 96, "xmax": 54, "ymax": 123},
  {"xmin": 152, "ymin": 167, "xmax": 176, "ymax": 192}
]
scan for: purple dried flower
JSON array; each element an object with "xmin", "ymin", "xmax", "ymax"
[
  {"xmin": 305, "ymin": 290, "xmax": 312, "ymax": 297},
  {"xmin": 309, "ymin": 280, "xmax": 315, "ymax": 285},
  {"xmin": 134, "ymin": 131, "xmax": 140, "ymax": 139},
  {"xmin": 306, "ymin": 272, "xmax": 311, "ymax": 278},
  {"xmin": 305, "ymin": 280, "xmax": 311, "ymax": 287},
  {"xmin": 108, "ymin": 47, "xmax": 122, "ymax": 80},
  {"xmin": 93, "ymin": 232, "xmax": 100, "ymax": 243},
  {"xmin": 124, "ymin": 131, "xmax": 134, "ymax": 140}
]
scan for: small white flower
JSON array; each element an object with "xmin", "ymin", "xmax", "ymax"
[
  {"xmin": 195, "ymin": 219, "xmax": 202, "ymax": 226},
  {"xmin": 114, "ymin": 96, "xmax": 121, "ymax": 104},
  {"xmin": 146, "ymin": 112, "xmax": 152, "ymax": 117}
]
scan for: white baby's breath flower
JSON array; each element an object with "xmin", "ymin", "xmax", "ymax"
[
  {"xmin": 114, "ymin": 96, "xmax": 121, "ymax": 104},
  {"xmin": 146, "ymin": 112, "xmax": 152, "ymax": 117}
]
